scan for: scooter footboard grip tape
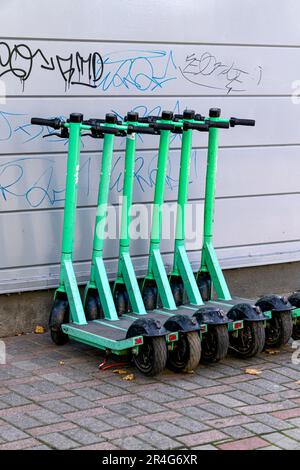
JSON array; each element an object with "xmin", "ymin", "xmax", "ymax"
[{"xmin": 31, "ymin": 117, "xmax": 62, "ymax": 129}]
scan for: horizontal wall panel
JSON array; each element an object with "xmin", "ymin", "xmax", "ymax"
[
  {"xmin": 1, "ymin": 40, "xmax": 300, "ymax": 96},
  {"xmin": 1, "ymin": 1, "xmax": 300, "ymax": 46},
  {"xmin": 2, "ymin": 239, "xmax": 300, "ymax": 294},
  {"xmin": 1, "ymin": 145, "xmax": 300, "ymax": 212},
  {"xmin": 1, "ymin": 194, "xmax": 299, "ymax": 271},
  {"xmin": 1, "ymin": 97, "xmax": 300, "ymax": 157}
]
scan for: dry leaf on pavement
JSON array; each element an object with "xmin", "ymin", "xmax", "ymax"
[
  {"xmin": 244, "ymin": 368, "xmax": 262, "ymax": 376},
  {"xmin": 34, "ymin": 325, "xmax": 45, "ymax": 334},
  {"xmin": 112, "ymin": 369, "xmax": 128, "ymax": 375},
  {"xmin": 264, "ymin": 349, "xmax": 280, "ymax": 355},
  {"xmin": 122, "ymin": 374, "xmax": 135, "ymax": 381}
]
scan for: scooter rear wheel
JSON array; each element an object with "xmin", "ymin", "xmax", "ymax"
[
  {"xmin": 167, "ymin": 331, "xmax": 201, "ymax": 373},
  {"xmin": 143, "ymin": 285, "xmax": 158, "ymax": 311},
  {"xmin": 265, "ymin": 311, "xmax": 293, "ymax": 348},
  {"xmin": 230, "ymin": 321, "xmax": 265, "ymax": 358},
  {"xmin": 201, "ymin": 324, "xmax": 229, "ymax": 363},
  {"xmin": 133, "ymin": 336, "xmax": 167, "ymax": 376},
  {"xmin": 49, "ymin": 299, "xmax": 69, "ymax": 346}
]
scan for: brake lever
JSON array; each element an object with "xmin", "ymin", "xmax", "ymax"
[{"xmin": 43, "ymin": 128, "xmax": 69, "ymax": 139}]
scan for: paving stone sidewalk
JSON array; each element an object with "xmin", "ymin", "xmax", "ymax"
[{"xmin": 1, "ymin": 333, "xmax": 300, "ymax": 450}]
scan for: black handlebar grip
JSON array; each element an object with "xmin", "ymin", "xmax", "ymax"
[
  {"xmin": 31, "ymin": 117, "xmax": 62, "ymax": 129},
  {"xmin": 183, "ymin": 122, "xmax": 209, "ymax": 132},
  {"xmin": 127, "ymin": 125, "xmax": 158, "ymax": 135},
  {"xmin": 207, "ymin": 120, "xmax": 230, "ymax": 129},
  {"xmin": 230, "ymin": 117, "xmax": 255, "ymax": 127}
]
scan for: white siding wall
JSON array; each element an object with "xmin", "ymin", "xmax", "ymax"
[{"xmin": 0, "ymin": 0, "xmax": 300, "ymax": 293}]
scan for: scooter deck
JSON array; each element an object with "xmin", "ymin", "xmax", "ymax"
[{"xmin": 61, "ymin": 311, "xmax": 179, "ymax": 353}]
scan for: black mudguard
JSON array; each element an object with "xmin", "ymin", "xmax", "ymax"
[
  {"xmin": 227, "ymin": 303, "xmax": 266, "ymax": 322},
  {"xmin": 126, "ymin": 318, "xmax": 167, "ymax": 338},
  {"xmin": 164, "ymin": 314, "xmax": 200, "ymax": 333},
  {"xmin": 255, "ymin": 294, "xmax": 294, "ymax": 313},
  {"xmin": 193, "ymin": 306, "xmax": 230, "ymax": 326},
  {"xmin": 288, "ymin": 292, "xmax": 300, "ymax": 308}
]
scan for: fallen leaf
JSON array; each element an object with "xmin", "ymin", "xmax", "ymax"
[
  {"xmin": 112, "ymin": 369, "xmax": 128, "ymax": 375},
  {"xmin": 264, "ymin": 349, "xmax": 280, "ymax": 355},
  {"xmin": 295, "ymin": 380, "xmax": 300, "ymax": 385},
  {"xmin": 59, "ymin": 361, "xmax": 65, "ymax": 366},
  {"xmin": 34, "ymin": 325, "xmax": 45, "ymax": 334},
  {"xmin": 122, "ymin": 374, "xmax": 135, "ymax": 381},
  {"xmin": 244, "ymin": 368, "xmax": 262, "ymax": 376}
]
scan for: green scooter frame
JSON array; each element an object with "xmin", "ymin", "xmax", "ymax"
[
  {"xmin": 31, "ymin": 113, "xmax": 179, "ymax": 377},
  {"xmin": 196, "ymin": 107, "xmax": 297, "ymax": 354},
  {"xmin": 81, "ymin": 112, "xmax": 201, "ymax": 374}
]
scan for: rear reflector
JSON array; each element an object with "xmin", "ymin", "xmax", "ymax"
[
  {"xmin": 168, "ymin": 334, "xmax": 178, "ymax": 342},
  {"xmin": 134, "ymin": 337, "xmax": 143, "ymax": 345}
]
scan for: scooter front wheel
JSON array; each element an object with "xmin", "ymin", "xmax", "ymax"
[
  {"xmin": 292, "ymin": 319, "xmax": 300, "ymax": 340},
  {"xmin": 167, "ymin": 331, "xmax": 201, "ymax": 373},
  {"xmin": 265, "ymin": 312, "xmax": 293, "ymax": 348},
  {"xmin": 143, "ymin": 285, "xmax": 158, "ymax": 311},
  {"xmin": 133, "ymin": 336, "xmax": 167, "ymax": 376},
  {"xmin": 114, "ymin": 289, "xmax": 129, "ymax": 316},
  {"xmin": 230, "ymin": 321, "xmax": 265, "ymax": 358},
  {"xmin": 85, "ymin": 294, "xmax": 103, "ymax": 321},
  {"xmin": 49, "ymin": 299, "xmax": 69, "ymax": 346},
  {"xmin": 170, "ymin": 280, "xmax": 184, "ymax": 306},
  {"xmin": 201, "ymin": 324, "xmax": 229, "ymax": 363}
]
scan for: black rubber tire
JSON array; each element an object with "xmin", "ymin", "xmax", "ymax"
[
  {"xmin": 230, "ymin": 321, "xmax": 265, "ymax": 358},
  {"xmin": 143, "ymin": 285, "xmax": 158, "ymax": 311},
  {"xmin": 292, "ymin": 319, "xmax": 300, "ymax": 341},
  {"xmin": 50, "ymin": 329, "xmax": 69, "ymax": 346},
  {"xmin": 170, "ymin": 280, "xmax": 184, "ymax": 306},
  {"xmin": 114, "ymin": 289, "xmax": 129, "ymax": 316},
  {"xmin": 201, "ymin": 324, "xmax": 229, "ymax": 363},
  {"xmin": 85, "ymin": 294, "xmax": 103, "ymax": 321},
  {"xmin": 196, "ymin": 278, "xmax": 211, "ymax": 302},
  {"xmin": 167, "ymin": 331, "xmax": 201, "ymax": 373},
  {"xmin": 133, "ymin": 336, "xmax": 167, "ymax": 376},
  {"xmin": 265, "ymin": 311, "xmax": 293, "ymax": 348},
  {"xmin": 49, "ymin": 299, "xmax": 69, "ymax": 346}
]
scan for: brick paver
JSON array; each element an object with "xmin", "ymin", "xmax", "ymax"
[{"xmin": 1, "ymin": 333, "xmax": 300, "ymax": 450}]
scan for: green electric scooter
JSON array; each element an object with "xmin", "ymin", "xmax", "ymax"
[
  {"xmin": 30, "ymin": 113, "xmax": 184, "ymax": 377},
  {"xmin": 80, "ymin": 112, "xmax": 201, "ymax": 373},
  {"xmin": 135, "ymin": 110, "xmax": 243, "ymax": 363},
  {"xmin": 195, "ymin": 107, "xmax": 297, "ymax": 353}
]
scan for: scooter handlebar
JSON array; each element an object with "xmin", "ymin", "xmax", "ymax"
[
  {"xmin": 127, "ymin": 125, "xmax": 159, "ymax": 135},
  {"xmin": 183, "ymin": 122, "xmax": 209, "ymax": 132},
  {"xmin": 127, "ymin": 115, "xmax": 159, "ymax": 124},
  {"xmin": 230, "ymin": 117, "xmax": 255, "ymax": 127},
  {"xmin": 31, "ymin": 117, "xmax": 62, "ymax": 129},
  {"xmin": 150, "ymin": 122, "xmax": 177, "ymax": 132},
  {"xmin": 207, "ymin": 121, "xmax": 230, "ymax": 129}
]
